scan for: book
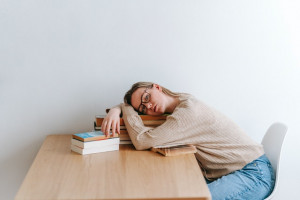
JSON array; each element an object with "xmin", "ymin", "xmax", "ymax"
[
  {"xmin": 118, "ymin": 133, "xmax": 131, "ymax": 141},
  {"xmin": 94, "ymin": 112, "xmax": 169, "ymax": 145},
  {"xmin": 95, "ymin": 115, "xmax": 125, "ymax": 126},
  {"xmin": 93, "ymin": 127, "xmax": 129, "ymax": 134},
  {"xmin": 119, "ymin": 140, "xmax": 133, "ymax": 144},
  {"xmin": 105, "ymin": 109, "xmax": 169, "ymax": 119},
  {"xmin": 71, "ymin": 144, "xmax": 119, "ymax": 155},
  {"xmin": 93, "ymin": 125, "xmax": 127, "ymax": 130},
  {"xmin": 72, "ymin": 131, "xmax": 118, "ymax": 142},
  {"xmin": 142, "ymin": 120, "xmax": 165, "ymax": 126},
  {"xmin": 95, "ymin": 114, "xmax": 168, "ymax": 127},
  {"xmin": 151, "ymin": 144, "xmax": 197, "ymax": 156},
  {"xmin": 94, "ymin": 126, "xmax": 157, "ymax": 133},
  {"xmin": 71, "ymin": 137, "xmax": 120, "ymax": 149},
  {"xmin": 100, "ymin": 113, "xmax": 169, "ymax": 120}
]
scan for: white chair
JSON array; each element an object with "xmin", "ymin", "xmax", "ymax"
[{"xmin": 262, "ymin": 122, "xmax": 288, "ymax": 200}]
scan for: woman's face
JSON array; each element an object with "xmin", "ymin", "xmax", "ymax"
[{"xmin": 131, "ymin": 84, "xmax": 167, "ymax": 115}]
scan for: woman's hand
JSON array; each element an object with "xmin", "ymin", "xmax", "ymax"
[{"xmin": 101, "ymin": 107, "xmax": 121, "ymax": 137}]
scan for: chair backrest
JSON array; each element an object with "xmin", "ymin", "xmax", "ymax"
[{"xmin": 261, "ymin": 122, "xmax": 288, "ymax": 200}]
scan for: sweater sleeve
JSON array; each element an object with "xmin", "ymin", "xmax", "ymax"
[{"xmin": 121, "ymin": 102, "xmax": 199, "ymax": 150}]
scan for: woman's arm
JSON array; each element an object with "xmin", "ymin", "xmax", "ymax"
[
  {"xmin": 101, "ymin": 104, "xmax": 122, "ymax": 137},
  {"xmin": 122, "ymin": 103, "xmax": 198, "ymax": 150}
]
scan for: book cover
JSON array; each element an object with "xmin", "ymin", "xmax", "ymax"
[
  {"xmin": 71, "ymin": 137, "xmax": 120, "ymax": 149},
  {"xmin": 71, "ymin": 144, "xmax": 119, "ymax": 155},
  {"xmin": 151, "ymin": 144, "xmax": 197, "ymax": 157},
  {"xmin": 72, "ymin": 131, "xmax": 118, "ymax": 142}
]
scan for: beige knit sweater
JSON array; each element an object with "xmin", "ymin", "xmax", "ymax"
[{"xmin": 120, "ymin": 93, "xmax": 264, "ymax": 180}]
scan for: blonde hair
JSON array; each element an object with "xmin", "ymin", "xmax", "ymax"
[{"xmin": 124, "ymin": 82, "xmax": 179, "ymax": 105}]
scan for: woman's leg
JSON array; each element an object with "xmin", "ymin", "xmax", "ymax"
[{"xmin": 207, "ymin": 154, "xmax": 275, "ymax": 200}]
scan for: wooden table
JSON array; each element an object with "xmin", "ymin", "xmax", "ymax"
[{"xmin": 15, "ymin": 135, "xmax": 211, "ymax": 200}]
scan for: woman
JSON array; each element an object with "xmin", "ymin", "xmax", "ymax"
[{"xmin": 101, "ymin": 82, "xmax": 275, "ymax": 200}]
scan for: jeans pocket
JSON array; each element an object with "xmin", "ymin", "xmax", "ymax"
[{"xmin": 243, "ymin": 160, "xmax": 262, "ymax": 178}]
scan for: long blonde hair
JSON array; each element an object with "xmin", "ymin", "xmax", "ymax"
[{"xmin": 124, "ymin": 82, "xmax": 179, "ymax": 105}]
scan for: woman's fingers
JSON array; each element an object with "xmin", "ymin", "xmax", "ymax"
[
  {"xmin": 101, "ymin": 107, "xmax": 121, "ymax": 137},
  {"xmin": 101, "ymin": 119, "xmax": 119, "ymax": 137},
  {"xmin": 111, "ymin": 120, "xmax": 117, "ymax": 136},
  {"xmin": 117, "ymin": 120, "xmax": 120, "ymax": 134},
  {"xmin": 101, "ymin": 120, "xmax": 108, "ymax": 135},
  {"xmin": 101, "ymin": 118, "xmax": 111, "ymax": 137},
  {"xmin": 105, "ymin": 120, "xmax": 112, "ymax": 137}
]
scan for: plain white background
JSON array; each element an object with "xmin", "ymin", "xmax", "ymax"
[{"xmin": 1, "ymin": 0, "xmax": 299, "ymax": 199}]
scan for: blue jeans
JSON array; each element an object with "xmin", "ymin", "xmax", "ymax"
[{"xmin": 206, "ymin": 154, "xmax": 275, "ymax": 200}]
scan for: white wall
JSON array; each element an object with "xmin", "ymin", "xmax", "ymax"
[{"xmin": 1, "ymin": 0, "xmax": 299, "ymax": 199}]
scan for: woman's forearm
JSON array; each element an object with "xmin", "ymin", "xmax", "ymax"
[{"xmin": 121, "ymin": 104, "xmax": 189, "ymax": 150}]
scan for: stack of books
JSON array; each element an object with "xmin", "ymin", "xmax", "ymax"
[
  {"xmin": 91, "ymin": 112, "xmax": 197, "ymax": 157},
  {"xmin": 94, "ymin": 114, "xmax": 168, "ymax": 144},
  {"xmin": 71, "ymin": 131, "xmax": 120, "ymax": 155}
]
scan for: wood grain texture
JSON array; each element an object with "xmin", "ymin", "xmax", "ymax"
[{"xmin": 15, "ymin": 135, "xmax": 211, "ymax": 200}]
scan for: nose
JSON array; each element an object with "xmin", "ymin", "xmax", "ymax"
[{"xmin": 145, "ymin": 102, "xmax": 153, "ymax": 110}]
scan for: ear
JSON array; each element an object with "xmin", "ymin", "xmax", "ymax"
[{"xmin": 152, "ymin": 83, "xmax": 162, "ymax": 92}]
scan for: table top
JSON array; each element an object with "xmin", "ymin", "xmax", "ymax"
[{"xmin": 15, "ymin": 135, "xmax": 211, "ymax": 200}]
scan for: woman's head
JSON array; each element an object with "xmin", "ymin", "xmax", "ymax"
[{"xmin": 124, "ymin": 82, "xmax": 179, "ymax": 115}]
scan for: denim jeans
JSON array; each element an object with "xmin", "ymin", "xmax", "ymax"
[{"xmin": 206, "ymin": 154, "xmax": 275, "ymax": 200}]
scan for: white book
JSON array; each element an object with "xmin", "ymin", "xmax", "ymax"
[
  {"xmin": 71, "ymin": 144, "xmax": 119, "ymax": 155},
  {"xmin": 71, "ymin": 137, "xmax": 120, "ymax": 149}
]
